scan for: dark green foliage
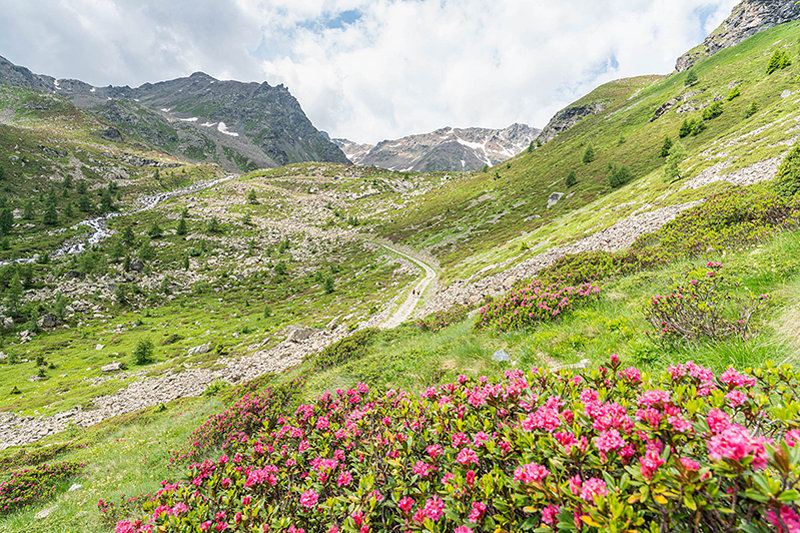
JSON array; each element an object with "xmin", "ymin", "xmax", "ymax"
[
  {"xmin": 78, "ymin": 193, "xmax": 93, "ymax": 212},
  {"xmin": 775, "ymin": 142, "xmax": 800, "ymax": 198},
  {"xmin": 121, "ymin": 226, "xmax": 136, "ymax": 245},
  {"xmin": 744, "ymin": 101, "xmax": 760, "ymax": 119},
  {"xmin": 101, "ymin": 189, "xmax": 114, "ymax": 212},
  {"xmin": 607, "ymin": 164, "xmax": 633, "ymax": 189},
  {"xmin": 481, "ymin": 164, "xmax": 488, "ymax": 173},
  {"xmin": 132, "ymin": 338, "xmax": 155, "ymax": 365},
  {"xmin": 659, "ymin": 136, "xmax": 673, "ymax": 158},
  {"xmin": 206, "ymin": 217, "xmax": 221, "ymax": 233},
  {"xmin": 277, "ymin": 238, "xmax": 290, "ymax": 254},
  {"xmin": 685, "ymin": 69, "xmax": 698, "ymax": 86},
  {"xmin": 680, "ymin": 118, "xmax": 707, "ymax": 137},
  {"xmin": 582, "ymin": 144, "xmax": 596, "ymax": 163},
  {"xmin": 115, "ymin": 283, "xmax": 128, "ymax": 305},
  {"xmin": 76, "ymin": 181, "xmax": 87, "ymax": 195},
  {"xmin": 273, "ymin": 260, "xmax": 287, "ymax": 277},
  {"xmin": 766, "ymin": 49, "xmax": 792, "ymax": 74},
  {"xmin": 262, "ymin": 304, "xmax": 272, "ymax": 318},
  {"xmin": 43, "ymin": 189, "xmax": 58, "ymax": 225},
  {"xmin": 22, "ymin": 200, "xmax": 34, "ymax": 221},
  {"xmin": 0, "ymin": 165, "xmax": 4, "ymax": 181},
  {"xmin": 702, "ymin": 102, "xmax": 723, "ymax": 121},
  {"xmin": 307, "ymin": 329, "xmax": 378, "ymax": 371},
  {"xmin": 527, "ymin": 141, "xmax": 534, "ymax": 153},
  {"xmin": 727, "ymin": 86, "xmax": 741, "ymax": 101},
  {"xmin": 323, "ymin": 275, "xmax": 335, "ymax": 294},
  {"xmin": 0, "ymin": 208, "xmax": 13, "ymax": 235},
  {"xmin": 139, "ymin": 239, "xmax": 155, "ymax": 261},
  {"xmin": 247, "ymin": 190, "xmax": 258, "ymax": 204},
  {"xmin": 664, "ymin": 140, "xmax": 687, "ymax": 182},
  {"xmin": 565, "ymin": 170, "xmax": 578, "ymax": 188},
  {"xmin": 148, "ymin": 222, "xmax": 163, "ymax": 239},
  {"xmin": 176, "ymin": 217, "xmax": 187, "ymax": 236},
  {"xmin": 63, "ymin": 202, "xmax": 73, "ymax": 218}
]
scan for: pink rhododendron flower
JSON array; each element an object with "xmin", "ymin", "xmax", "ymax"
[
  {"xmin": 580, "ymin": 478, "xmax": 608, "ymax": 502},
  {"xmin": 679, "ymin": 457, "xmax": 700, "ymax": 471},
  {"xmin": 595, "ymin": 429, "xmax": 626, "ymax": 453},
  {"xmin": 468, "ymin": 501, "xmax": 487, "ymax": 523},
  {"xmin": 708, "ymin": 423, "xmax": 770, "ymax": 468},
  {"xmin": 766, "ymin": 506, "xmax": 800, "ymax": 533},
  {"xmin": 337, "ymin": 471, "xmax": 353, "ymax": 487},
  {"xmin": 423, "ymin": 495, "xmax": 445, "ymax": 521},
  {"xmin": 398, "ymin": 496, "xmax": 415, "ymax": 514},
  {"xmin": 639, "ymin": 449, "xmax": 665, "ymax": 480},
  {"xmin": 300, "ymin": 490, "xmax": 319, "ymax": 508},
  {"xmin": 514, "ymin": 462, "xmax": 550, "ymax": 484},
  {"xmin": 456, "ymin": 448, "xmax": 479, "ymax": 465},
  {"xmin": 706, "ymin": 409, "xmax": 731, "ymax": 433},
  {"xmin": 542, "ymin": 504, "xmax": 561, "ymax": 525},
  {"xmin": 725, "ymin": 390, "xmax": 748, "ymax": 408}
]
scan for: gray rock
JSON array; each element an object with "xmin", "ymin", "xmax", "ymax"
[
  {"xmin": 187, "ymin": 343, "xmax": 211, "ymax": 356},
  {"xmin": 101, "ymin": 362, "xmax": 123, "ymax": 372},
  {"xmin": 68, "ymin": 483, "xmax": 82, "ymax": 492},
  {"xmin": 35, "ymin": 506, "xmax": 57, "ymax": 520},
  {"xmin": 95, "ymin": 344, "xmax": 105, "ymax": 351},
  {"xmin": 287, "ymin": 325, "xmax": 316, "ymax": 343},
  {"xmin": 38, "ymin": 312, "xmax": 59, "ymax": 329},
  {"xmin": 128, "ymin": 258, "xmax": 145, "ymax": 273},
  {"xmin": 547, "ymin": 193, "xmax": 564, "ymax": 209},
  {"xmin": 2, "ymin": 317, "xmax": 12, "ymax": 329},
  {"xmin": 492, "ymin": 349, "xmax": 511, "ymax": 362}
]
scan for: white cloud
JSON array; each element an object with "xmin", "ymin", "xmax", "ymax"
[{"xmin": 0, "ymin": 0, "xmax": 740, "ymax": 143}]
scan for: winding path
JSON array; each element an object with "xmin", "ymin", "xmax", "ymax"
[{"xmin": 378, "ymin": 244, "xmax": 438, "ymax": 329}]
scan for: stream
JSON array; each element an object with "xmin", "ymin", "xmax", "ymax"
[{"xmin": 0, "ymin": 174, "xmax": 237, "ymax": 267}]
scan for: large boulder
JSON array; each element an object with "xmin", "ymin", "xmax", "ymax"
[
  {"xmin": 187, "ymin": 343, "xmax": 211, "ymax": 356},
  {"xmin": 287, "ymin": 325, "xmax": 316, "ymax": 343},
  {"xmin": 38, "ymin": 312, "xmax": 59, "ymax": 329}
]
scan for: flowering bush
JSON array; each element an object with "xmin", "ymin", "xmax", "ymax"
[
  {"xmin": 475, "ymin": 280, "xmax": 600, "ymax": 332},
  {"xmin": 170, "ymin": 378, "xmax": 306, "ymax": 464},
  {"xmin": 111, "ymin": 354, "xmax": 800, "ymax": 533},
  {"xmin": 644, "ymin": 263, "xmax": 770, "ymax": 348},
  {"xmin": 0, "ymin": 442, "xmax": 82, "ymax": 474},
  {"xmin": 417, "ymin": 305, "xmax": 469, "ymax": 332},
  {"xmin": 0, "ymin": 461, "xmax": 84, "ymax": 515},
  {"xmin": 534, "ymin": 184, "xmax": 800, "ymax": 287},
  {"xmin": 306, "ymin": 329, "xmax": 378, "ymax": 372}
]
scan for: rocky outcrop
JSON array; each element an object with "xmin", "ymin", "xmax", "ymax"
[
  {"xmin": 538, "ymin": 103, "xmax": 606, "ymax": 143},
  {"xmin": 336, "ymin": 123, "xmax": 540, "ymax": 172},
  {"xmin": 676, "ymin": 0, "xmax": 800, "ymax": 71}
]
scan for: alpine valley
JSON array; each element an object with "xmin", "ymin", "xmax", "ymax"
[{"xmin": 1, "ymin": 1, "xmax": 800, "ymax": 532}]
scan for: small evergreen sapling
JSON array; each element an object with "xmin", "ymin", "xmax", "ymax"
[
  {"xmin": 582, "ymin": 144, "xmax": 596, "ymax": 164},
  {"xmin": 565, "ymin": 170, "xmax": 577, "ymax": 188}
]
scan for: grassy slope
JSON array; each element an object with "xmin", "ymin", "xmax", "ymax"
[{"xmin": 378, "ymin": 21, "xmax": 800, "ymax": 282}]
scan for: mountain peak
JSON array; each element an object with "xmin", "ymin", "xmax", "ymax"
[{"xmin": 676, "ymin": 0, "xmax": 800, "ymax": 71}]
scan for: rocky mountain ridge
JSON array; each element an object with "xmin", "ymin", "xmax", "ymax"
[
  {"xmin": 676, "ymin": 0, "xmax": 800, "ymax": 71},
  {"xmin": 334, "ymin": 123, "xmax": 539, "ymax": 172},
  {"xmin": 0, "ymin": 56, "xmax": 349, "ymax": 172}
]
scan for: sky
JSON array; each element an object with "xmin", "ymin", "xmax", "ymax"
[{"xmin": 0, "ymin": 0, "xmax": 740, "ymax": 144}]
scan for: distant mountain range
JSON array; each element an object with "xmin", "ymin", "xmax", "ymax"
[
  {"xmin": 0, "ymin": 56, "xmax": 349, "ymax": 172},
  {"xmin": 333, "ymin": 123, "xmax": 540, "ymax": 172}
]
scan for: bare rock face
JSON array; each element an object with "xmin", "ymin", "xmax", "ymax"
[
  {"xmin": 676, "ymin": 0, "xmax": 800, "ymax": 71},
  {"xmin": 538, "ymin": 103, "xmax": 606, "ymax": 144}
]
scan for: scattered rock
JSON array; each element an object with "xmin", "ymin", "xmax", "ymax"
[
  {"xmin": 547, "ymin": 193, "xmax": 564, "ymax": 209},
  {"xmin": 95, "ymin": 344, "xmax": 105, "ymax": 351},
  {"xmin": 38, "ymin": 312, "xmax": 60, "ymax": 329},
  {"xmin": 287, "ymin": 325, "xmax": 316, "ymax": 343},
  {"xmin": 101, "ymin": 362, "xmax": 123, "ymax": 373},
  {"xmin": 492, "ymin": 349, "xmax": 511, "ymax": 362},
  {"xmin": 128, "ymin": 258, "xmax": 145, "ymax": 273},
  {"xmin": 2, "ymin": 317, "xmax": 11, "ymax": 329},
  {"xmin": 35, "ymin": 506, "xmax": 57, "ymax": 520},
  {"xmin": 68, "ymin": 483, "xmax": 82, "ymax": 492},
  {"xmin": 187, "ymin": 344, "xmax": 211, "ymax": 356}
]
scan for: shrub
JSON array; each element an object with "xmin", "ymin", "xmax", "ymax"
[
  {"xmin": 685, "ymin": 68, "xmax": 698, "ymax": 86},
  {"xmin": 247, "ymin": 190, "xmax": 259, "ymax": 205},
  {"xmin": 132, "ymin": 339, "xmax": 154, "ymax": 365},
  {"xmin": 766, "ymin": 49, "xmax": 792, "ymax": 75},
  {"xmin": 170, "ymin": 378, "xmax": 306, "ymax": 464},
  {"xmin": 679, "ymin": 118, "xmax": 706, "ymax": 137},
  {"xmin": 726, "ymin": 86, "xmax": 741, "ymax": 101},
  {"xmin": 307, "ymin": 329, "xmax": 378, "ymax": 371},
  {"xmin": 176, "ymin": 217, "xmax": 187, "ymax": 236},
  {"xmin": 607, "ymin": 164, "xmax": 633, "ymax": 189},
  {"xmin": 323, "ymin": 276, "xmax": 335, "ymax": 294},
  {"xmin": 475, "ymin": 281, "xmax": 600, "ymax": 332},
  {"xmin": 644, "ymin": 262, "xmax": 770, "ymax": 348},
  {"xmin": 113, "ymin": 357, "xmax": 800, "ymax": 533},
  {"xmin": 744, "ymin": 101, "xmax": 760, "ymax": 118},
  {"xmin": 417, "ymin": 304, "xmax": 469, "ymax": 332},
  {"xmin": 701, "ymin": 101, "xmax": 723, "ymax": 121},
  {"xmin": 663, "ymin": 140, "xmax": 687, "ymax": 182},
  {"xmin": 582, "ymin": 144, "xmax": 596, "ymax": 164},
  {"xmin": 775, "ymin": 142, "xmax": 800, "ymax": 198},
  {"xmin": 0, "ymin": 461, "xmax": 84, "ymax": 515},
  {"xmin": 0, "ymin": 443, "xmax": 83, "ymax": 474},
  {"xmin": 565, "ymin": 170, "xmax": 577, "ymax": 188},
  {"xmin": 659, "ymin": 136, "xmax": 673, "ymax": 158}
]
